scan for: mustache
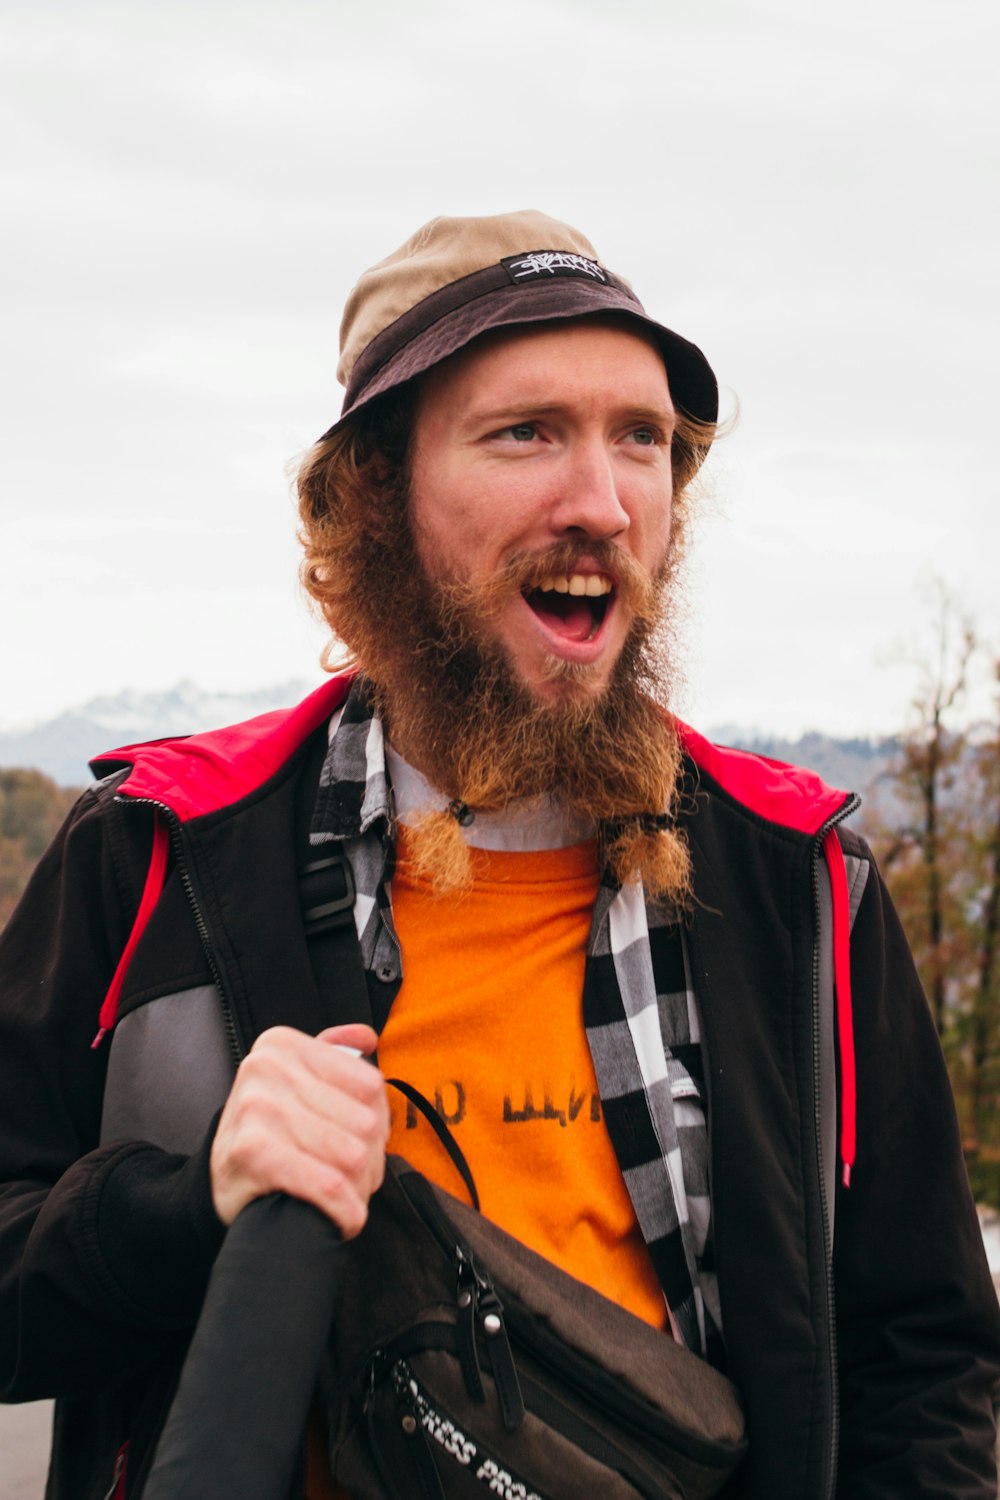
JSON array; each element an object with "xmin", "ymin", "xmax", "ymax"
[{"xmin": 434, "ymin": 539, "xmax": 661, "ymax": 629}]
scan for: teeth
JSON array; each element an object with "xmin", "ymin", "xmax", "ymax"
[{"xmin": 535, "ymin": 573, "xmax": 612, "ymax": 597}]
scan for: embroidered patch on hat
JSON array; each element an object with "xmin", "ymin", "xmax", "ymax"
[{"xmin": 501, "ymin": 250, "xmax": 608, "ymax": 284}]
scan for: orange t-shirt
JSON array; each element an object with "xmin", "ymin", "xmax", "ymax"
[
  {"xmin": 381, "ymin": 829, "xmax": 667, "ymax": 1326},
  {"xmin": 306, "ymin": 829, "xmax": 667, "ymax": 1498}
]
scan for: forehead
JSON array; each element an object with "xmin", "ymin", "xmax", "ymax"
[{"xmin": 413, "ymin": 315, "xmax": 674, "ymax": 422}]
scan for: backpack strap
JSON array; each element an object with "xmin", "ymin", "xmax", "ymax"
[
  {"xmin": 294, "ymin": 726, "xmax": 373, "ymax": 1033},
  {"xmin": 292, "ymin": 735, "xmax": 479, "ymax": 1209}
]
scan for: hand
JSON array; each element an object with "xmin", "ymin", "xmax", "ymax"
[{"xmin": 209, "ymin": 1023, "xmax": 389, "ymax": 1237}]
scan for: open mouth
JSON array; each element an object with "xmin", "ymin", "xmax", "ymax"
[{"xmin": 522, "ymin": 572, "xmax": 614, "ymax": 643}]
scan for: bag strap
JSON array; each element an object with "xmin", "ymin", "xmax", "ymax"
[
  {"xmin": 299, "ymin": 851, "xmax": 372, "ymax": 1029},
  {"xmin": 295, "ymin": 727, "xmax": 373, "ymax": 1032},
  {"xmin": 386, "ymin": 1079, "xmax": 480, "ymax": 1212}
]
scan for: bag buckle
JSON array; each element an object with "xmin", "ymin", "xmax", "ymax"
[{"xmin": 299, "ymin": 853, "xmax": 356, "ymax": 935}]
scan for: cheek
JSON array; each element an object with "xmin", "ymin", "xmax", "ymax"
[
  {"xmin": 633, "ymin": 489, "xmax": 673, "ymax": 570},
  {"xmin": 411, "ymin": 485, "xmax": 516, "ymax": 585},
  {"xmin": 409, "ymin": 470, "xmax": 468, "ymax": 583},
  {"xmin": 412, "ymin": 505, "xmax": 483, "ymax": 583},
  {"xmin": 412, "ymin": 447, "xmax": 592, "ymax": 581},
  {"xmin": 410, "ymin": 507, "xmax": 445, "ymax": 582}
]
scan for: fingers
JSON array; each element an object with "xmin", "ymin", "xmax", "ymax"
[
  {"xmin": 318, "ymin": 1022, "xmax": 379, "ymax": 1057},
  {"xmin": 210, "ymin": 1026, "xmax": 390, "ymax": 1236}
]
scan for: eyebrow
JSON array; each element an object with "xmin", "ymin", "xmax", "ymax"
[{"xmin": 463, "ymin": 402, "xmax": 677, "ymax": 431}]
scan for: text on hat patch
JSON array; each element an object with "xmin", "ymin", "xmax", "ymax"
[{"xmin": 502, "ymin": 251, "xmax": 608, "ymax": 284}]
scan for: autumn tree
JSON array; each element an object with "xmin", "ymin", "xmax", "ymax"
[
  {"xmin": 0, "ymin": 769, "xmax": 81, "ymax": 930},
  {"xmin": 963, "ymin": 661, "xmax": 1000, "ymax": 1202},
  {"xmin": 865, "ymin": 588, "xmax": 1000, "ymax": 1205},
  {"xmin": 867, "ymin": 589, "xmax": 975, "ymax": 1036}
]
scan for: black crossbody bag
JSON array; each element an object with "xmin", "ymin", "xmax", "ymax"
[{"xmin": 320, "ymin": 1080, "xmax": 747, "ymax": 1500}]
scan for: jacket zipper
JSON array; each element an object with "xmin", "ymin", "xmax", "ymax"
[
  {"xmin": 116, "ymin": 795, "xmax": 244, "ymax": 1068},
  {"xmin": 100, "ymin": 1441, "xmax": 128, "ymax": 1500},
  {"xmin": 811, "ymin": 793, "xmax": 859, "ymax": 1500}
]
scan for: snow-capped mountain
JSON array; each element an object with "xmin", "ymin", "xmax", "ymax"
[{"xmin": 0, "ymin": 680, "xmax": 316, "ymax": 787}]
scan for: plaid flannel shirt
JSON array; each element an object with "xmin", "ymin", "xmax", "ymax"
[{"xmin": 311, "ymin": 677, "xmax": 722, "ymax": 1362}]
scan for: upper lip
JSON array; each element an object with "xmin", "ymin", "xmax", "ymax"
[{"xmin": 524, "ymin": 556, "xmax": 617, "ymax": 587}]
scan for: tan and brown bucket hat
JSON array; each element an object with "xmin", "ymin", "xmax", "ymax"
[{"xmin": 325, "ymin": 209, "xmax": 718, "ymax": 437}]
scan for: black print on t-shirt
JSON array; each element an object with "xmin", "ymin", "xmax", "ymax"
[
  {"xmin": 503, "ymin": 1083, "xmax": 602, "ymax": 1128},
  {"xmin": 398, "ymin": 1081, "xmax": 602, "ymax": 1130},
  {"xmin": 401, "ymin": 1081, "xmax": 467, "ymax": 1128}
]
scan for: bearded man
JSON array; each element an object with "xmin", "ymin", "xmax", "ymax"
[{"xmin": 0, "ymin": 212, "xmax": 997, "ymax": 1500}]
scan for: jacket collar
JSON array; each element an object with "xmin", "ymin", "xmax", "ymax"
[{"xmin": 90, "ymin": 674, "xmax": 354, "ymax": 822}]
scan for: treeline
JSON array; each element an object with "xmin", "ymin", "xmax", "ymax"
[
  {"xmin": 861, "ymin": 612, "xmax": 1000, "ymax": 1208},
  {"xmin": 0, "ymin": 769, "xmax": 82, "ymax": 929}
]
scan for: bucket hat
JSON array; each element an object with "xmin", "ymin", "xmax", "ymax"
[{"xmin": 325, "ymin": 209, "xmax": 717, "ymax": 436}]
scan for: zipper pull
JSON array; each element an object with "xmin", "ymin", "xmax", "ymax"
[
  {"xmin": 478, "ymin": 1290, "xmax": 524, "ymax": 1431},
  {"xmin": 101, "ymin": 1443, "xmax": 128, "ymax": 1500},
  {"xmin": 363, "ymin": 1352, "xmax": 380, "ymax": 1412},
  {"xmin": 390, "ymin": 1363, "xmax": 449, "ymax": 1500},
  {"xmin": 455, "ymin": 1253, "xmax": 486, "ymax": 1402}
]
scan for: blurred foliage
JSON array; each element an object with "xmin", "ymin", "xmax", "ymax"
[
  {"xmin": 0, "ymin": 770, "xmax": 82, "ymax": 930},
  {"xmin": 862, "ymin": 591, "xmax": 1000, "ymax": 1208}
]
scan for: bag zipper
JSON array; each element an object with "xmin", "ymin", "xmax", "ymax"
[
  {"xmin": 374, "ymin": 1353, "xmax": 691, "ymax": 1500},
  {"xmin": 396, "ymin": 1170, "xmax": 741, "ymax": 1464},
  {"xmin": 501, "ymin": 1300, "xmax": 743, "ymax": 1466},
  {"xmin": 394, "ymin": 1173, "xmax": 524, "ymax": 1428}
]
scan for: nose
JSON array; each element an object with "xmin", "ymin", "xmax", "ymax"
[{"xmin": 546, "ymin": 439, "xmax": 630, "ymax": 541}]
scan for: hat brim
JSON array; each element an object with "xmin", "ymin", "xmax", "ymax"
[{"xmin": 322, "ymin": 268, "xmax": 718, "ymax": 440}]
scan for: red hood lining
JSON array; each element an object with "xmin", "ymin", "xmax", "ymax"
[
  {"xmin": 90, "ymin": 675, "xmax": 354, "ymax": 823},
  {"xmin": 676, "ymin": 722, "xmax": 852, "ymax": 837}
]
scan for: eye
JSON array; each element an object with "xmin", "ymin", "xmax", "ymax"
[
  {"xmin": 627, "ymin": 425, "xmax": 661, "ymax": 447},
  {"xmin": 504, "ymin": 422, "xmax": 538, "ymax": 443}
]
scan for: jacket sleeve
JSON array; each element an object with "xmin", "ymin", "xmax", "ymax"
[
  {"xmin": 0, "ymin": 786, "xmax": 225, "ymax": 1402},
  {"xmin": 833, "ymin": 848, "xmax": 1000, "ymax": 1497}
]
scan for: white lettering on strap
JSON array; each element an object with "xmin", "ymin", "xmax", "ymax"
[{"xmin": 474, "ymin": 1456, "xmax": 543, "ymax": 1500}]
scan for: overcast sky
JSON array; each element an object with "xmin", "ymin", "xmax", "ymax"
[{"xmin": 2, "ymin": 0, "xmax": 997, "ymax": 739}]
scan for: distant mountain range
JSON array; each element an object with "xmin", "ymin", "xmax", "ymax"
[
  {"xmin": 0, "ymin": 683, "xmax": 900, "ymax": 816},
  {"xmin": 0, "ymin": 680, "xmax": 315, "ymax": 788}
]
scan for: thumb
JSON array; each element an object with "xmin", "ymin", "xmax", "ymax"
[{"xmin": 317, "ymin": 1022, "xmax": 379, "ymax": 1057}]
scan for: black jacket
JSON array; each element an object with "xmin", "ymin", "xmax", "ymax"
[{"xmin": 1, "ymin": 678, "xmax": 997, "ymax": 1498}]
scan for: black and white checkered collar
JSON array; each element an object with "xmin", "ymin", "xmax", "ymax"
[{"xmin": 310, "ymin": 676, "xmax": 392, "ymax": 844}]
